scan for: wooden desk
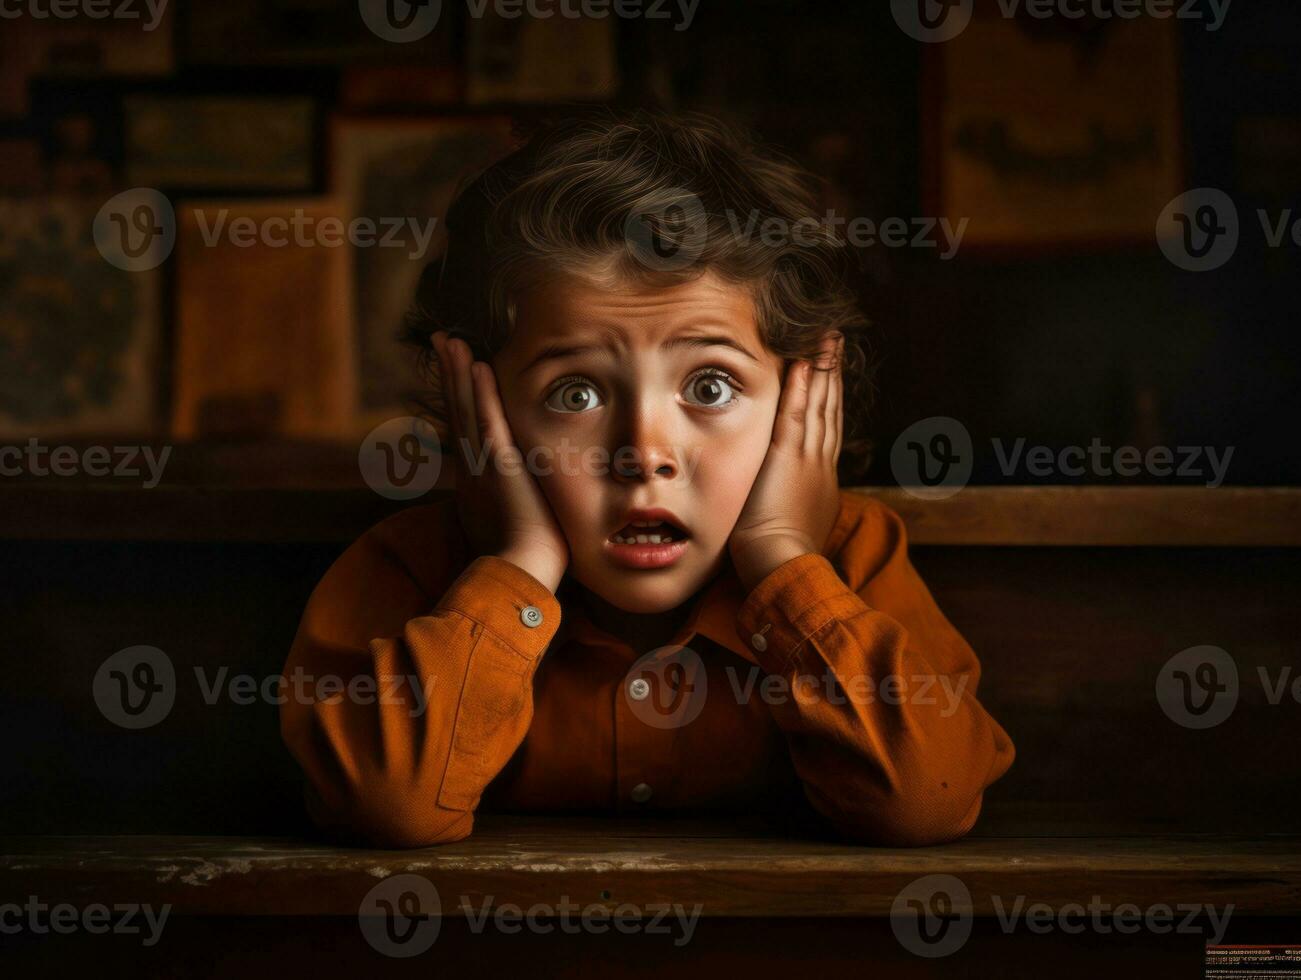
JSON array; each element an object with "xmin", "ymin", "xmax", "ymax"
[{"xmin": 3, "ymin": 819, "xmax": 1299, "ymax": 917}]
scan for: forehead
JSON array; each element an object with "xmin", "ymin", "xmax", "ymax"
[{"xmin": 501, "ymin": 270, "xmax": 767, "ymax": 371}]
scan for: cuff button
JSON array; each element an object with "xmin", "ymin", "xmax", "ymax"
[{"xmin": 520, "ymin": 605, "xmax": 543, "ymax": 628}]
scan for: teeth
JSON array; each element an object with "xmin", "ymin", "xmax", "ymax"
[
  {"xmin": 612, "ymin": 531, "xmax": 676, "ymax": 545},
  {"xmin": 610, "ymin": 516, "xmax": 690, "ymax": 545}
]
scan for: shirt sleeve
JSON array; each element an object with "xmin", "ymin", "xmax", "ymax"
[
  {"xmin": 733, "ymin": 500, "xmax": 1015, "ymax": 847},
  {"xmin": 280, "ymin": 534, "xmax": 561, "ymax": 848}
]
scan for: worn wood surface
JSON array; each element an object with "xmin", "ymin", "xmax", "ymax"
[
  {"xmin": 2, "ymin": 821, "xmax": 1298, "ymax": 918},
  {"xmin": 913, "ymin": 545, "xmax": 1301, "ymax": 836},
  {"xmin": 2, "ymin": 482, "xmax": 1298, "ymax": 545},
  {"xmin": 4, "ymin": 485, "xmax": 406, "ymax": 543},
  {"xmin": 858, "ymin": 486, "xmax": 1301, "ymax": 547}
]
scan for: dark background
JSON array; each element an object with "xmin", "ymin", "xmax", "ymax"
[
  {"xmin": 1, "ymin": 0, "xmax": 1298, "ymax": 485},
  {"xmin": 2, "ymin": 7, "xmax": 1299, "ymax": 973}
]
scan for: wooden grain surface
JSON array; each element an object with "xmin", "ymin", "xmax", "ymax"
[
  {"xmin": 3, "ymin": 819, "xmax": 1298, "ymax": 918},
  {"xmin": 3, "ymin": 483, "xmax": 1299, "ymax": 545},
  {"xmin": 857, "ymin": 486, "xmax": 1301, "ymax": 546}
]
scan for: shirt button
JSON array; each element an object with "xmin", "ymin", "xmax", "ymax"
[
  {"xmin": 628, "ymin": 677, "xmax": 651, "ymax": 701},
  {"xmin": 520, "ymin": 605, "xmax": 543, "ymax": 628},
  {"xmin": 751, "ymin": 632, "xmax": 768, "ymax": 652},
  {"xmin": 630, "ymin": 782, "xmax": 653, "ymax": 804}
]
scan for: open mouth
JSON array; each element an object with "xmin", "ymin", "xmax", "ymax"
[{"xmin": 608, "ymin": 519, "xmax": 690, "ymax": 545}]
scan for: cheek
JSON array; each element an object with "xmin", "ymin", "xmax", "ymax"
[
  {"xmin": 729, "ymin": 390, "xmax": 780, "ymax": 471},
  {"xmin": 535, "ymin": 465, "xmax": 586, "ymax": 518},
  {"xmin": 529, "ymin": 447, "xmax": 601, "ymax": 547},
  {"xmin": 691, "ymin": 416, "xmax": 773, "ymax": 522}
]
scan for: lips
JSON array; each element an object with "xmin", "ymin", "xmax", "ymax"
[{"xmin": 605, "ymin": 510, "xmax": 691, "ymax": 569}]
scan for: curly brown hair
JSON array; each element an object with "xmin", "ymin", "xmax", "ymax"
[{"xmin": 402, "ymin": 107, "xmax": 876, "ymax": 479}]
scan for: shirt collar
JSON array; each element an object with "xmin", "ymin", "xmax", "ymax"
[{"xmin": 554, "ymin": 562, "xmax": 754, "ymax": 661}]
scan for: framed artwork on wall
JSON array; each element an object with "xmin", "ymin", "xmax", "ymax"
[
  {"xmin": 172, "ymin": 199, "xmax": 356, "ymax": 441},
  {"xmin": 922, "ymin": 10, "xmax": 1186, "ymax": 254},
  {"xmin": 0, "ymin": 12, "xmax": 174, "ymax": 118},
  {"xmin": 124, "ymin": 95, "xmax": 317, "ymax": 192},
  {"xmin": 467, "ymin": 8, "xmax": 618, "ymax": 104},
  {"xmin": 0, "ymin": 140, "xmax": 44, "ymax": 195},
  {"xmin": 0, "ymin": 198, "xmax": 160, "ymax": 438},
  {"xmin": 181, "ymin": 0, "xmax": 452, "ymax": 66},
  {"xmin": 330, "ymin": 115, "xmax": 516, "ymax": 430}
]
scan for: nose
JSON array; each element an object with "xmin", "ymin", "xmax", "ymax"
[{"xmin": 610, "ymin": 397, "xmax": 681, "ymax": 483}]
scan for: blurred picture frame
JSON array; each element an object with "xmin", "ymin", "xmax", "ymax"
[
  {"xmin": 329, "ymin": 114, "xmax": 516, "ymax": 430},
  {"xmin": 182, "ymin": 0, "xmax": 454, "ymax": 66},
  {"xmin": 0, "ymin": 11, "xmax": 174, "ymax": 118},
  {"xmin": 124, "ymin": 95, "xmax": 317, "ymax": 192},
  {"xmin": 28, "ymin": 80, "xmax": 124, "ymax": 198},
  {"xmin": 0, "ymin": 140, "xmax": 44, "ymax": 195},
  {"xmin": 0, "ymin": 198, "xmax": 160, "ymax": 438},
  {"xmin": 172, "ymin": 198, "xmax": 356, "ymax": 441},
  {"xmin": 340, "ymin": 66, "xmax": 463, "ymax": 112},
  {"xmin": 922, "ymin": 11, "xmax": 1187, "ymax": 254},
  {"xmin": 467, "ymin": 7, "xmax": 618, "ymax": 104}
]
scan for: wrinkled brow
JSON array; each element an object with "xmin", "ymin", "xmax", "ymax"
[{"xmin": 522, "ymin": 332, "xmax": 760, "ymax": 374}]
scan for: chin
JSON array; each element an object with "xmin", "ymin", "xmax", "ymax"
[
  {"xmin": 574, "ymin": 547, "xmax": 723, "ymax": 614},
  {"xmin": 602, "ymin": 588, "xmax": 686, "ymax": 615}
]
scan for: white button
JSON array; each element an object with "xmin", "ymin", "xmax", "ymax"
[
  {"xmin": 630, "ymin": 782, "xmax": 653, "ymax": 803},
  {"xmin": 628, "ymin": 678, "xmax": 651, "ymax": 701},
  {"xmin": 520, "ymin": 605, "xmax": 543, "ymax": 628},
  {"xmin": 751, "ymin": 632, "xmax": 768, "ymax": 652}
]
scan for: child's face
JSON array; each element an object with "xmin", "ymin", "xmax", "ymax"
[{"xmin": 492, "ymin": 270, "xmax": 786, "ymax": 613}]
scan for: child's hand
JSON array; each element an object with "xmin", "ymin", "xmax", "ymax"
[
  {"xmin": 433, "ymin": 331, "xmax": 570, "ymax": 593},
  {"xmin": 727, "ymin": 333, "xmax": 844, "ymax": 593}
]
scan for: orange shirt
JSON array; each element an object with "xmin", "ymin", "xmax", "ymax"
[{"xmin": 280, "ymin": 490, "xmax": 1015, "ymax": 848}]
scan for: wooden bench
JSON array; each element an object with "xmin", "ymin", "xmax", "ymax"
[{"xmin": 3, "ymin": 476, "xmax": 1298, "ymax": 971}]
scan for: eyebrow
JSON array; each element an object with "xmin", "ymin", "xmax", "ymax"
[{"xmin": 522, "ymin": 333, "xmax": 761, "ymax": 374}]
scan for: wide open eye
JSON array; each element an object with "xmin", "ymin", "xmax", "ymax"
[
  {"xmin": 544, "ymin": 378, "xmax": 603, "ymax": 413},
  {"xmin": 683, "ymin": 369, "xmax": 739, "ymax": 409}
]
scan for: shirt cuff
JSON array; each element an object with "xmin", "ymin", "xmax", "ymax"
[
  {"xmin": 435, "ymin": 554, "xmax": 562, "ymax": 661},
  {"xmin": 735, "ymin": 552, "xmax": 865, "ymax": 672}
]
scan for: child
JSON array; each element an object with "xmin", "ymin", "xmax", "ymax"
[{"xmin": 280, "ymin": 110, "xmax": 1014, "ymax": 848}]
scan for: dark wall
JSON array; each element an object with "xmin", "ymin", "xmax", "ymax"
[{"xmin": 4, "ymin": 0, "xmax": 1299, "ymax": 484}]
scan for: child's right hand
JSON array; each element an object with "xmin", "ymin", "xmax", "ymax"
[{"xmin": 432, "ymin": 331, "xmax": 570, "ymax": 593}]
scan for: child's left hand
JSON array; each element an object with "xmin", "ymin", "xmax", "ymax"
[{"xmin": 728, "ymin": 332, "xmax": 845, "ymax": 593}]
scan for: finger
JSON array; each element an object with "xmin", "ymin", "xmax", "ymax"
[
  {"xmin": 833, "ymin": 347, "xmax": 844, "ymax": 461},
  {"xmin": 826, "ymin": 337, "xmax": 843, "ymax": 460},
  {"xmin": 432, "ymin": 332, "xmax": 466, "ymax": 470},
  {"xmin": 774, "ymin": 359, "xmax": 811, "ymax": 448},
  {"xmin": 471, "ymin": 361, "xmax": 518, "ymax": 454},
  {"xmin": 448, "ymin": 337, "xmax": 483, "ymax": 462},
  {"xmin": 804, "ymin": 338, "xmax": 834, "ymax": 455}
]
